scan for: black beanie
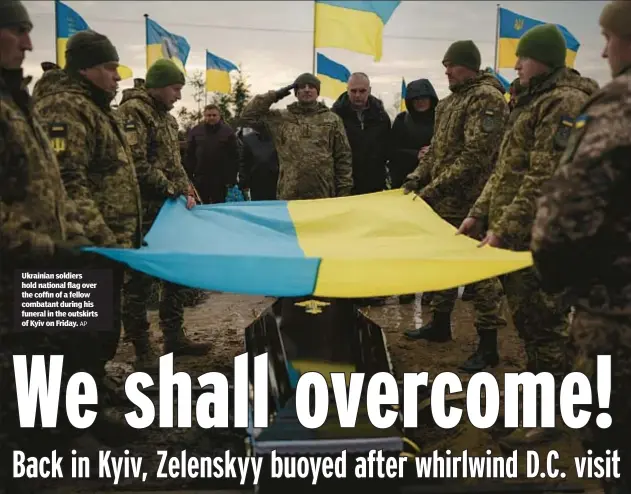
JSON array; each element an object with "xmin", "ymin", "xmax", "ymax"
[
  {"xmin": 65, "ymin": 30, "xmax": 119, "ymax": 71},
  {"xmin": 0, "ymin": 0, "xmax": 32, "ymax": 29},
  {"xmin": 442, "ymin": 40, "xmax": 481, "ymax": 71},
  {"xmin": 293, "ymin": 73, "xmax": 321, "ymax": 94}
]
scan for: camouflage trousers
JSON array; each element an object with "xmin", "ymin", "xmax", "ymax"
[
  {"xmin": 568, "ymin": 309, "xmax": 631, "ymax": 492},
  {"xmin": 430, "ymin": 276, "xmax": 507, "ymax": 335},
  {"xmin": 122, "ymin": 269, "xmax": 185, "ymax": 339},
  {"xmin": 501, "ymin": 267, "xmax": 570, "ymax": 376}
]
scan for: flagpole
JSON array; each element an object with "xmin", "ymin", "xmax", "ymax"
[
  {"xmin": 312, "ymin": 0, "xmax": 317, "ymax": 73},
  {"xmin": 493, "ymin": 4, "xmax": 500, "ymax": 72},
  {"xmin": 144, "ymin": 13, "xmax": 149, "ymax": 71},
  {"xmin": 54, "ymin": 0, "xmax": 60, "ymax": 66},
  {"xmin": 204, "ymin": 50, "xmax": 208, "ymax": 107}
]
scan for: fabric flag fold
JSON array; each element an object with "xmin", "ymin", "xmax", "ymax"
[
  {"xmin": 314, "ymin": 0, "xmax": 401, "ymax": 61},
  {"xmin": 145, "ymin": 17, "xmax": 190, "ymax": 73},
  {"xmin": 205, "ymin": 50, "xmax": 238, "ymax": 94},
  {"xmin": 55, "ymin": 0, "xmax": 133, "ymax": 79},
  {"xmin": 85, "ymin": 190, "xmax": 532, "ymax": 298},
  {"xmin": 497, "ymin": 7, "xmax": 580, "ymax": 69},
  {"xmin": 316, "ymin": 52, "xmax": 350, "ymax": 99}
]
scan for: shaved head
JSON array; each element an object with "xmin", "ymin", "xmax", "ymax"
[{"xmin": 347, "ymin": 72, "xmax": 371, "ymax": 109}]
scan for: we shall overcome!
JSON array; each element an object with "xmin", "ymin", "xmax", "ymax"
[{"xmin": 12, "ymin": 353, "xmax": 613, "ymax": 430}]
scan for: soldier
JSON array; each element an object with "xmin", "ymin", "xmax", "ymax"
[
  {"xmin": 531, "ymin": 2, "xmax": 631, "ymax": 490},
  {"xmin": 240, "ymin": 73, "xmax": 353, "ymax": 200},
  {"xmin": 0, "ymin": 1, "xmax": 103, "ymax": 489},
  {"xmin": 32, "ymin": 30, "xmax": 144, "ymax": 442},
  {"xmin": 460, "ymin": 24, "xmax": 599, "ymax": 446},
  {"xmin": 117, "ymin": 59, "xmax": 208, "ymax": 370},
  {"xmin": 402, "ymin": 40, "xmax": 508, "ymax": 374}
]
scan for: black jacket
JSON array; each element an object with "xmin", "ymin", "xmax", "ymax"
[
  {"xmin": 238, "ymin": 129, "xmax": 279, "ymax": 200},
  {"xmin": 331, "ymin": 93, "xmax": 391, "ymax": 194},
  {"xmin": 389, "ymin": 79, "xmax": 438, "ymax": 188}
]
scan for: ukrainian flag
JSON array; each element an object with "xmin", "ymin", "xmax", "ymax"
[
  {"xmin": 400, "ymin": 78, "xmax": 406, "ymax": 112},
  {"xmin": 86, "ymin": 190, "xmax": 532, "ymax": 298},
  {"xmin": 314, "ymin": 1, "xmax": 401, "ymax": 62},
  {"xmin": 145, "ymin": 17, "xmax": 190, "ymax": 73},
  {"xmin": 205, "ymin": 50, "xmax": 238, "ymax": 94},
  {"xmin": 497, "ymin": 7, "xmax": 580, "ymax": 69},
  {"xmin": 55, "ymin": 0, "xmax": 133, "ymax": 79},
  {"xmin": 316, "ymin": 53, "xmax": 350, "ymax": 99}
]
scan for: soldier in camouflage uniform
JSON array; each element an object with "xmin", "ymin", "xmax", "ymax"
[
  {"xmin": 0, "ymin": 2, "xmax": 108, "ymax": 490},
  {"xmin": 460, "ymin": 24, "xmax": 599, "ymax": 446},
  {"xmin": 402, "ymin": 40, "xmax": 508, "ymax": 374},
  {"xmin": 32, "ymin": 30, "xmax": 145, "ymax": 444},
  {"xmin": 117, "ymin": 60, "xmax": 209, "ymax": 370},
  {"xmin": 240, "ymin": 73, "xmax": 353, "ymax": 200},
  {"xmin": 531, "ymin": 2, "xmax": 631, "ymax": 491}
]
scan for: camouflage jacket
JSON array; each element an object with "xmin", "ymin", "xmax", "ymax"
[
  {"xmin": 405, "ymin": 72, "xmax": 508, "ymax": 220},
  {"xmin": 469, "ymin": 68, "xmax": 599, "ymax": 250},
  {"xmin": 240, "ymin": 91, "xmax": 353, "ymax": 200},
  {"xmin": 117, "ymin": 88, "xmax": 190, "ymax": 225},
  {"xmin": 33, "ymin": 70, "xmax": 142, "ymax": 249},
  {"xmin": 0, "ymin": 68, "xmax": 83, "ymax": 330},
  {"xmin": 531, "ymin": 66, "xmax": 631, "ymax": 315}
]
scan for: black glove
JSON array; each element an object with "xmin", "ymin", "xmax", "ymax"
[
  {"xmin": 402, "ymin": 178, "xmax": 420, "ymax": 195},
  {"xmin": 54, "ymin": 236, "xmax": 93, "ymax": 266},
  {"xmin": 141, "ymin": 241, "xmax": 149, "ymax": 247},
  {"xmin": 274, "ymin": 84, "xmax": 296, "ymax": 102}
]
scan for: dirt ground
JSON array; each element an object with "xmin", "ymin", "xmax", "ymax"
[{"xmin": 38, "ymin": 290, "xmax": 603, "ymax": 493}]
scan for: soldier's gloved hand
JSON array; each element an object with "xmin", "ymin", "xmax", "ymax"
[
  {"xmin": 402, "ymin": 178, "xmax": 420, "ymax": 195},
  {"xmin": 54, "ymin": 236, "xmax": 93, "ymax": 264},
  {"xmin": 274, "ymin": 84, "xmax": 296, "ymax": 102},
  {"xmin": 141, "ymin": 241, "xmax": 149, "ymax": 247}
]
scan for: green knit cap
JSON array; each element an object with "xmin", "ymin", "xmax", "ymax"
[
  {"xmin": 0, "ymin": 0, "xmax": 32, "ymax": 29},
  {"xmin": 145, "ymin": 59, "xmax": 185, "ymax": 89},
  {"xmin": 66, "ymin": 30, "xmax": 119, "ymax": 71},
  {"xmin": 442, "ymin": 40, "xmax": 481, "ymax": 71},
  {"xmin": 516, "ymin": 24, "xmax": 567, "ymax": 68}
]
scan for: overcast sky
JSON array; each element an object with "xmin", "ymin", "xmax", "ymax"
[{"xmin": 24, "ymin": 1, "xmax": 609, "ymax": 116}]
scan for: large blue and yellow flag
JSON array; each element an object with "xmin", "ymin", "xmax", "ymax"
[
  {"xmin": 145, "ymin": 17, "xmax": 190, "ymax": 73},
  {"xmin": 316, "ymin": 52, "xmax": 350, "ymax": 99},
  {"xmin": 314, "ymin": 1, "xmax": 401, "ymax": 62},
  {"xmin": 55, "ymin": 1, "xmax": 132, "ymax": 79},
  {"xmin": 400, "ymin": 78, "xmax": 406, "ymax": 112},
  {"xmin": 497, "ymin": 7, "xmax": 580, "ymax": 69},
  {"xmin": 205, "ymin": 50, "xmax": 238, "ymax": 94},
  {"xmin": 85, "ymin": 190, "xmax": 532, "ymax": 298}
]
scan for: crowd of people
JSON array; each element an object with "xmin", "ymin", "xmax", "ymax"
[{"xmin": 1, "ymin": 0, "xmax": 631, "ymax": 492}]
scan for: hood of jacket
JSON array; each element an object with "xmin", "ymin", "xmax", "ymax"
[
  {"xmin": 528, "ymin": 67, "xmax": 600, "ymax": 99},
  {"xmin": 286, "ymin": 100, "xmax": 330, "ymax": 115},
  {"xmin": 450, "ymin": 71, "xmax": 506, "ymax": 97},
  {"xmin": 32, "ymin": 68, "xmax": 114, "ymax": 108},
  {"xmin": 331, "ymin": 92, "xmax": 388, "ymax": 119},
  {"xmin": 405, "ymin": 78, "xmax": 439, "ymax": 112}
]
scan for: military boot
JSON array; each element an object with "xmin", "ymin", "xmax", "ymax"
[
  {"xmin": 133, "ymin": 339, "xmax": 160, "ymax": 372},
  {"xmin": 163, "ymin": 327, "xmax": 211, "ymax": 356},
  {"xmin": 404, "ymin": 312, "xmax": 452, "ymax": 342},
  {"xmin": 459, "ymin": 332, "xmax": 500, "ymax": 373}
]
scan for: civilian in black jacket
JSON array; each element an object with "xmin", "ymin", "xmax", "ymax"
[
  {"xmin": 389, "ymin": 78, "xmax": 438, "ymax": 188},
  {"xmin": 332, "ymin": 73, "xmax": 391, "ymax": 307},
  {"xmin": 238, "ymin": 125, "xmax": 279, "ymax": 200},
  {"xmin": 331, "ymin": 72, "xmax": 391, "ymax": 195}
]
